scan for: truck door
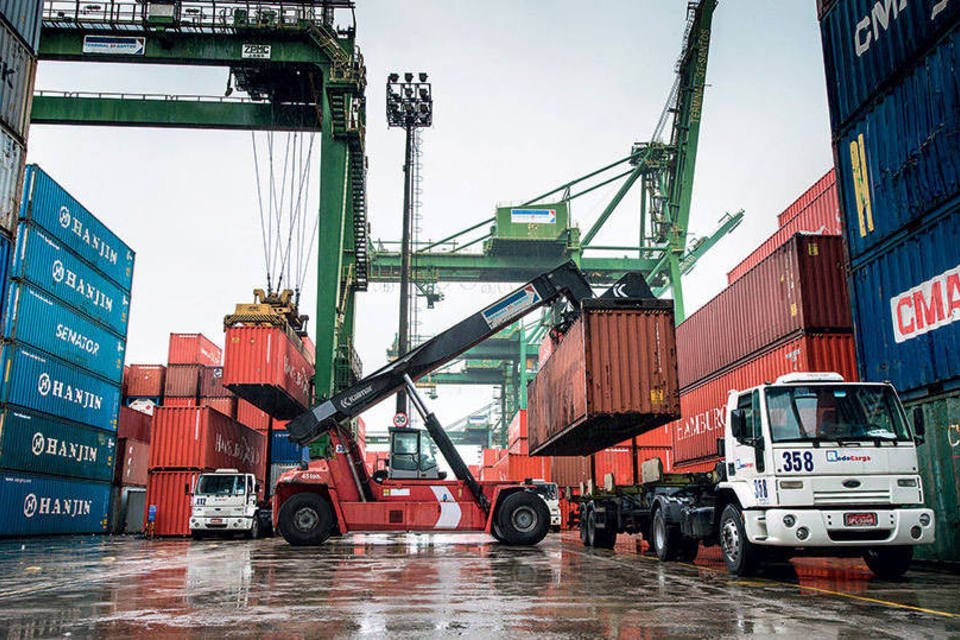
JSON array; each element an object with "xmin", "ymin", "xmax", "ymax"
[{"xmin": 729, "ymin": 390, "xmax": 770, "ymax": 505}]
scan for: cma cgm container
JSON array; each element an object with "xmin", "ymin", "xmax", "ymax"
[
  {"xmin": 677, "ymin": 234, "xmax": 851, "ymax": 389},
  {"xmin": 0, "ymin": 18, "xmax": 36, "ymax": 141},
  {"xmin": 818, "ymin": 0, "xmax": 960, "ymax": 131},
  {"xmin": 0, "ymin": 127, "xmax": 24, "ymax": 233},
  {"xmin": 12, "ymin": 225, "xmax": 131, "ymax": 336},
  {"xmin": 0, "ymin": 344, "xmax": 121, "ymax": 431},
  {"xmin": 123, "ymin": 364, "xmax": 165, "ymax": 398},
  {"xmin": 4, "ymin": 282, "xmax": 125, "ymax": 384},
  {"xmin": 0, "ymin": 408, "xmax": 116, "ymax": 481},
  {"xmin": 148, "ymin": 407, "xmax": 265, "ymax": 477},
  {"xmin": 834, "ymin": 29, "xmax": 960, "ymax": 261},
  {"xmin": 0, "ymin": 471, "xmax": 110, "ymax": 536},
  {"xmin": 672, "ymin": 333, "xmax": 858, "ymax": 465},
  {"xmin": 19, "ymin": 166, "xmax": 136, "ymax": 290},
  {"xmin": 222, "ymin": 326, "xmax": 313, "ymax": 419},
  {"xmin": 0, "ymin": 1, "xmax": 43, "ymax": 52},
  {"xmin": 144, "ymin": 470, "xmax": 197, "ymax": 536},
  {"xmin": 849, "ymin": 204, "xmax": 960, "ymax": 397},
  {"xmin": 527, "ymin": 299, "xmax": 679, "ymax": 456},
  {"xmin": 168, "ymin": 333, "xmax": 221, "ymax": 367}
]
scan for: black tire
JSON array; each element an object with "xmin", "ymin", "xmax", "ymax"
[
  {"xmin": 651, "ymin": 507, "xmax": 677, "ymax": 561},
  {"xmin": 719, "ymin": 504, "xmax": 760, "ymax": 576},
  {"xmin": 676, "ymin": 538, "xmax": 700, "ymax": 563},
  {"xmin": 591, "ymin": 508, "xmax": 618, "ymax": 550},
  {"xmin": 863, "ymin": 546, "xmax": 913, "ymax": 579},
  {"xmin": 496, "ymin": 491, "xmax": 550, "ymax": 546},
  {"xmin": 491, "ymin": 521, "xmax": 506, "ymax": 544},
  {"xmin": 278, "ymin": 493, "xmax": 334, "ymax": 546},
  {"xmin": 580, "ymin": 505, "xmax": 593, "ymax": 547},
  {"xmin": 246, "ymin": 514, "xmax": 261, "ymax": 540}
]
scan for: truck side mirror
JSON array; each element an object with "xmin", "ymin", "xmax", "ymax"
[
  {"xmin": 913, "ymin": 407, "xmax": 926, "ymax": 444},
  {"xmin": 716, "ymin": 437, "xmax": 725, "ymax": 458},
  {"xmin": 730, "ymin": 409, "xmax": 747, "ymax": 442}
]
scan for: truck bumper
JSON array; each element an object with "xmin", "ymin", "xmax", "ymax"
[
  {"xmin": 190, "ymin": 516, "xmax": 254, "ymax": 532},
  {"xmin": 744, "ymin": 508, "xmax": 935, "ymax": 547}
]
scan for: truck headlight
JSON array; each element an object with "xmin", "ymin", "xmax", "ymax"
[
  {"xmin": 779, "ymin": 480, "xmax": 803, "ymax": 490},
  {"xmin": 920, "ymin": 513, "xmax": 931, "ymax": 526},
  {"xmin": 796, "ymin": 527, "xmax": 809, "ymax": 540},
  {"xmin": 782, "ymin": 514, "xmax": 796, "ymax": 528},
  {"xmin": 897, "ymin": 478, "xmax": 918, "ymax": 487}
]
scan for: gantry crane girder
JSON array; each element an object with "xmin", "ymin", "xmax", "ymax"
[{"xmin": 32, "ymin": 1, "xmax": 368, "ymax": 399}]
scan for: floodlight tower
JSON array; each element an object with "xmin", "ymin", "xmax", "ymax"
[{"xmin": 387, "ymin": 72, "xmax": 433, "ymax": 416}]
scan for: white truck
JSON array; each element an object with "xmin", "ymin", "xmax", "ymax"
[
  {"xmin": 189, "ymin": 469, "xmax": 270, "ymax": 539},
  {"xmin": 577, "ymin": 373, "xmax": 936, "ymax": 578},
  {"xmin": 529, "ymin": 480, "xmax": 562, "ymax": 531}
]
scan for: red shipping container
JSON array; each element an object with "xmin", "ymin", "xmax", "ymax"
[
  {"xmin": 672, "ymin": 332, "xmax": 858, "ymax": 465},
  {"xmin": 168, "ymin": 333, "xmax": 222, "ymax": 367},
  {"xmin": 489, "ymin": 454, "xmax": 551, "ymax": 483},
  {"xmin": 271, "ymin": 419, "xmax": 289, "ymax": 432},
  {"xmin": 728, "ymin": 171, "xmax": 840, "ymax": 285},
  {"xmin": 677, "ymin": 235, "xmax": 851, "ymax": 390},
  {"xmin": 507, "ymin": 409, "xmax": 527, "ymax": 444},
  {"xmin": 468, "ymin": 464, "xmax": 481, "ymax": 478},
  {"xmin": 200, "ymin": 366, "xmax": 233, "ymax": 398},
  {"xmin": 163, "ymin": 397, "xmax": 197, "ymax": 408},
  {"xmin": 549, "ymin": 455, "xmax": 591, "ymax": 489},
  {"xmin": 200, "ymin": 397, "xmax": 238, "ymax": 419},
  {"xmin": 637, "ymin": 447, "xmax": 674, "ymax": 475},
  {"xmin": 164, "ymin": 365, "xmax": 201, "ymax": 398},
  {"xmin": 634, "ymin": 425, "xmax": 672, "ymax": 448},
  {"xmin": 222, "ymin": 326, "xmax": 313, "ymax": 419},
  {"xmin": 508, "ymin": 438, "xmax": 529, "ymax": 455},
  {"xmin": 673, "ymin": 459, "xmax": 717, "ymax": 474},
  {"xmin": 482, "ymin": 448, "xmax": 505, "ymax": 468},
  {"xmin": 236, "ymin": 399, "xmax": 271, "ymax": 431},
  {"xmin": 148, "ymin": 407, "xmax": 267, "ymax": 477},
  {"xmin": 124, "ymin": 365, "xmax": 166, "ymax": 398},
  {"xmin": 118, "ymin": 406, "xmax": 152, "ymax": 443},
  {"xmin": 115, "ymin": 437, "xmax": 150, "ymax": 487},
  {"xmin": 593, "ymin": 446, "xmax": 636, "ymax": 486},
  {"xmin": 302, "ymin": 336, "xmax": 316, "ymax": 367},
  {"xmin": 538, "ymin": 333, "xmax": 555, "ymax": 366},
  {"xmin": 145, "ymin": 470, "xmax": 199, "ymax": 537}
]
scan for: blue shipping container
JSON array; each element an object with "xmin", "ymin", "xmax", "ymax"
[
  {"xmin": 0, "ymin": 408, "xmax": 117, "ymax": 482},
  {"xmin": 270, "ymin": 430, "xmax": 309, "ymax": 463},
  {"xmin": 837, "ymin": 29, "xmax": 960, "ymax": 262},
  {"xmin": 20, "ymin": 166, "xmax": 135, "ymax": 291},
  {"xmin": 0, "ymin": 1, "xmax": 43, "ymax": 52},
  {"xmin": 11, "ymin": 224, "xmax": 130, "ymax": 337},
  {"xmin": 0, "ymin": 344, "xmax": 121, "ymax": 432},
  {"xmin": 819, "ymin": 0, "xmax": 960, "ymax": 132},
  {"xmin": 850, "ymin": 202, "xmax": 960, "ymax": 397},
  {"xmin": 4, "ymin": 283, "xmax": 126, "ymax": 384},
  {"xmin": 0, "ymin": 471, "xmax": 110, "ymax": 536}
]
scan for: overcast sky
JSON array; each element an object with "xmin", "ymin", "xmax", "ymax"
[{"xmin": 26, "ymin": 2, "xmax": 832, "ymax": 457}]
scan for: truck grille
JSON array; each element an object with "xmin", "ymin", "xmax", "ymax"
[{"xmin": 812, "ymin": 489, "xmax": 891, "ymax": 506}]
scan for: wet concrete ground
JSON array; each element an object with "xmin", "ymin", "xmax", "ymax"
[{"xmin": 0, "ymin": 532, "xmax": 958, "ymax": 639}]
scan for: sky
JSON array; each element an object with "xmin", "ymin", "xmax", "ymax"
[{"xmin": 26, "ymin": 1, "xmax": 833, "ymax": 455}]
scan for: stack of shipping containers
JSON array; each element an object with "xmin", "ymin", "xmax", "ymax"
[
  {"xmin": 0, "ymin": 164, "xmax": 134, "ymax": 536},
  {"xmin": 164, "ymin": 333, "xmax": 221, "ymax": 408},
  {"xmin": 818, "ymin": 0, "xmax": 960, "ymax": 564},
  {"xmin": 112, "ymin": 406, "xmax": 151, "ymax": 533}
]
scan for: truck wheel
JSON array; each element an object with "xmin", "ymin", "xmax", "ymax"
[
  {"xmin": 592, "ymin": 509, "xmax": 618, "ymax": 550},
  {"xmin": 863, "ymin": 546, "xmax": 913, "ymax": 579},
  {"xmin": 497, "ymin": 491, "xmax": 550, "ymax": 546},
  {"xmin": 719, "ymin": 504, "xmax": 759, "ymax": 576},
  {"xmin": 652, "ymin": 507, "xmax": 679, "ymax": 561},
  {"xmin": 580, "ymin": 505, "xmax": 594, "ymax": 547},
  {"xmin": 491, "ymin": 522, "xmax": 506, "ymax": 543},
  {"xmin": 246, "ymin": 515, "xmax": 261, "ymax": 540},
  {"xmin": 278, "ymin": 493, "xmax": 334, "ymax": 546}
]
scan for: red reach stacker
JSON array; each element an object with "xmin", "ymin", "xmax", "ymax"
[{"xmin": 273, "ymin": 262, "xmax": 656, "ymax": 546}]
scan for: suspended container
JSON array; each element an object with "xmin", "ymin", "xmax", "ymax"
[
  {"xmin": 527, "ymin": 299, "xmax": 680, "ymax": 456},
  {"xmin": 0, "ymin": 408, "xmax": 117, "ymax": 482},
  {"xmin": 0, "ymin": 1, "xmax": 43, "ymax": 52},
  {"xmin": 118, "ymin": 405, "xmax": 151, "ymax": 443},
  {"xmin": 222, "ymin": 325, "xmax": 313, "ymax": 420},
  {"xmin": 148, "ymin": 407, "xmax": 265, "ymax": 477},
  {"xmin": 19, "ymin": 166, "xmax": 136, "ymax": 290},
  {"xmin": 12, "ymin": 225, "xmax": 131, "ymax": 337},
  {"xmin": 123, "ymin": 365, "xmax": 165, "ymax": 398},
  {"xmin": 4, "ymin": 282, "xmax": 126, "ymax": 384},
  {"xmin": 144, "ymin": 470, "xmax": 197, "ymax": 537},
  {"xmin": 0, "ymin": 18, "xmax": 36, "ymax": 141},
  {"xmin": 168, "ymin": 333, "xmax": 221, "ymax": 367},
  {"xmin": 114, "ymin": 437, "xmax": 150, "ymax": 487},
  {"xmin": 0, "ymin": 343, "xmax": 122, "ymax": 432},
  {"xmin": 236, "ymin": 398, "xmax": 270, "ymax": 431},
  {"xmin": 0, "ymin": 471, "xmax": 110, "ymax": 536},
  {"xmin": 163, "ymin": 364, "xmax": 201, "ymax": 398},
  {"xmin": 0, "ymin": 126, "xmax": 23, "ymax": 234}
]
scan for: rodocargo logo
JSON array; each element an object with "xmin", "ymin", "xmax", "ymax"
[{"xmin": 890, "ymin": 262, "xmax": 960, "ymax": 343}]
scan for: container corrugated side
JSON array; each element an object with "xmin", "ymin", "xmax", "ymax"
[
  {"xmin": 123, "ymin": 364, "xmax": 165, "ymax": 398},
  {"xmin": 728, "ymin": 171, "xmax": 841, "ymax": 284},
  {"xmin": 144, "ymin": 470, "xmax": 197, "ymax": 536},
  {"xmin": 222, "ymin": 326, "xmax": 312, "ymax": 419},
  {"xmin": 818, "ymin": 0, "xmax": 960, "ymax": 131},
  {"xmin": 0, "ymin": 18, "xmax": 35, "ymax": 141},
  {"xmin": 850, "ymin": 204, "xmax": 960, "ymax": 397},
  {"xmin": 906, "ymin": 390, "xmax": 960, "ymax": 563},
  {"xmin": 0, "ymin": 343, "xmax": 121, "ymax": 431},
  {"xmin": 168, "ymin": 333, "xmax": 221, "ymax": 367},
  {"xmin": 163, "ymin": 364, "xmax": 200, "ymax": 398},
  {"xmin": 270, "ymin": 430, "xmax": 308, "ymax": 464},
  {"xmin": 549, "ymin": 456, "xmax": 592, "ymax": 490},
  {"xmin": 0, "ymin": 230, "xmax": 10, "ymax": 316},
  {"xmin": 507, "ymin": 409, "xmax": 527, "ymax": 444},
  {"xmin": 4, "ymin": 282, "xmax": 126, "ymax": 383},
  {"xmin": 236, "ymin": 398, "xmax": 270, "ymax": 431},
  {"xmin": 0, "ymin": 471, "xmax": 110, "ymax": 536},
  {"xmin": 488, "ymin": 453, "xmax": 551, "ymax": 483},
  {"xmin": 199, "ymin": 396, "xmax": 237, "ymax": 418},
  {"xmin": 0, "ymin": 126, "xmax": 24, "ymax": 234},
  {"xmin": 672, "ymin": 333, "xmax": 859, "ymax": 465},
  {"xmin": 677, "ymin": 235, "xmax": 851, "ymax": 389},
  {"xmin": 118, "ymin": 405, "xmax": 151, "ymax": 443},
  {"xmin": 0, "ymin": 408, "xmax": 116, "ymax": 481},
  {"xmin": 148, "ymin": 407, "xmax": 265, "ymax": 477},
  {"xmin": 20, "ymin": 166, "xmax": 135, "ymax": 291},
  {"xmin": 200, "ymin": 366, "xmax": 232, "ymax": 397},
  {"xmin": 12, "ymin": 224, "xmax": 131, "ymax": 336},
  {"xmin": 115, "ymin": 437, "xmax": 149, "ymax": 487},
  {"xmin": 593, "ymin": 446, "xmax": 636, "ymax": 486},
  {"xmin": 0, "ymin": 1, "xmax": 42, "ymax": 52},
  {"xmin": 836, "ymin": 30, "xmax": 960, "ymax": 262}
]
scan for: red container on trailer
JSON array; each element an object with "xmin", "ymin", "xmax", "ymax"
[
  {"xmin": 118, "ymin": 406, "xmax": 152, "ymax": 443},
  {"xmin": 672, "ymin": 332, "xmax": 858, "ymax": 465},
  {"xmin": 163, "ymin": 397, "xmax": 197, "ymax": 408},
  {"xmin": 148, "ymin": 407, "xmax": 266, "ymax": 477},
  {"xmin": 634, "ymin": 425, "xmax": 672, "ymax": 448},
  {"xmin": 236, "ymin": 399, "xmax": 271, "ymax": 431},
  {"xmin": 145, "ymin": 470, "xmax": 199, "ymax": 537},
  {"xmin": 200, "ymin": 397, "xmax": 238, "ymax": 419},
  {"xmin": 593, "ymin": 445, "xmax": 636, "ymax": 486},
  {"xmin": 168, "ymin": 333, "xmax": 222, "ymax": 367},
  {"xmin": 489, "ymin": 454, "xmax": 551, "ymax": 483},
  {"xmin": 549, "ymin": 455, "xmax": 591, "ymax": 490},
  {"xmin": 163, "ymin": 365, "xmax": 201, "ymax": 398},
  {"xmin": 637, "ymin": 446, "xmax": 674, "ymax": 474},
  {"xmin": 124, "ymin": 365, "xmax": 166, "ymax": 398},
  {"xmin": 199, "ymin": 366, "xmax": 233, "ymax": 398},
  {"xmin": 727, "ymin": 172, "xmax": 841, "ymax": 284},
  {"xmin": 115, "ymin": 437, "xmax": 150, "ymax": 487},
  {"xmin": 222, "ymin": 326, "xmax": 313, "ymax": 419},
  {"xmin": 677, "ymin": 234, "xmax": 851, "ymax": 390}
]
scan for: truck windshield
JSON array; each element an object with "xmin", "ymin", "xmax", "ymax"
[
  {"xmin": 766, "ymin": 385, "xmax": 910, "ymax": 443},
  {"xmin": 196, "ymin": 475, "xmax": 245, "ymax": 496}
]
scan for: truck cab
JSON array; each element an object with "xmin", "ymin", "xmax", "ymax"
[
  {"xmin": 529, "ymin": 480, "xmax": 561, "ymax": 530},
  {"xmin": 716, "ymin": 372, "xmax": 935, "ymax": 576},
  {"xmin": 189, "ymin": 469, "xmax": 266, "ymax": 539}
]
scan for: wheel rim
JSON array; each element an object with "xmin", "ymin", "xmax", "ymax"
[
  {"xmin": 294, "ymin": 506, "xmax": 319, "ymax": 532},
  {"xmin": 654, "ymin": 514, "xmax": 665, "ymax": 552},
  {"xmin": 720, "ymin": 516, "xmax": 741, "ymax": 564},
  {"xmin": 511, "ymin": 506, "xmax": 538, "ymax": 533}
]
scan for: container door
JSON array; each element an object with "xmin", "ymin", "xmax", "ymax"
[{"xmin": 125, "ymin": 489, "xmax": 147, "ymax": 534}]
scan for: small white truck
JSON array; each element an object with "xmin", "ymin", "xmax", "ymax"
[
  {"xmin": 577, "ymin": 373, "xmax": 936, "ymax": 578},
  {"xmin": 529, "ymin": 480, "xmax": 562, "ymax": 531},
  {"xmin": 189, "ymin": 469, "xmax": 269, "ymax": 539}
]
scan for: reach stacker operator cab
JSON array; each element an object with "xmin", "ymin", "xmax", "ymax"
[{"xmin": 271, "ymin": 261, "xmax": 658, "ymax": 547}]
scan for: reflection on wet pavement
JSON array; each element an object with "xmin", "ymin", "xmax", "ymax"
[{"xmin": 0, "ymin": 532, "xmax": 957, "ymax": 638}]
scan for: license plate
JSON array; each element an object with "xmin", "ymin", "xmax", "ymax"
[
  {"xmin": 844, "ymin": 512, "xmax": 877, "ymax": 527},
  {"xmin": 209, "ymin": 518, "xmax": 224, "ymax": 525}
]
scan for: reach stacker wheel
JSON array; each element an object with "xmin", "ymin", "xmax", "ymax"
[
  {"xmin": 278, "ymin": 493, "xmax": 334, "ymax": 546},
  {"xmin": 497, "ymin": 491, "xmax": 550, "ymax": 546},
  {"xmin": 719, "ymin": 504, "xmax": 759, "ymax": 576},
  {"xmin": 863, "ymin": 546, "xmax": 913, "ymax": 579}
]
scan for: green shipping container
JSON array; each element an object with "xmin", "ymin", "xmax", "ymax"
[
  {"xmin": 907, "ymin": 391, "xmax": 960, "ymax": 565},
  {"xmin": 488, "ymin": 202, "xmax": 572, "ymax": 256},
  {"xmin": 0, "ymin": 408, "xmax": 117, "ymax": 482}
]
